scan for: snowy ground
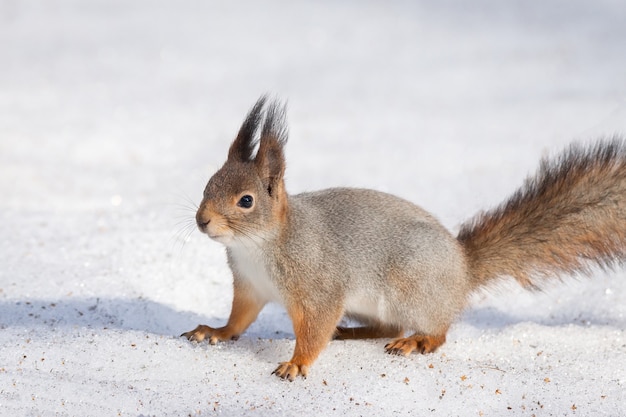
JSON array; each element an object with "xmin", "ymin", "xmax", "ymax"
[{"xmin": 1, "ymin": 1, "xmax": 626, "ymax": 416}]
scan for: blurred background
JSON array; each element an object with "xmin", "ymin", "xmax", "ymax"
[{"xmin": 1, "ymin": 0, "xmax": 626, "ymax": 314}]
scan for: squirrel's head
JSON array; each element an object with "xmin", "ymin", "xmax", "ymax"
[{"xmin": 196, "ymin": 96, "xmax": 289, "ymax": 247}]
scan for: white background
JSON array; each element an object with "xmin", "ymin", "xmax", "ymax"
[{"xmin": 1, "ymin": 1, "xmax": 625, "ymax": 415}]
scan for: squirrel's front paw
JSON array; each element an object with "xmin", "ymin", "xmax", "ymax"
[
  {"xmin": 180, "ymin": 325, "xmax": 238, "ymax": 345},
  {"xmin": 272, "ymin": 362, "xmax": 308, "ymax": 381}
]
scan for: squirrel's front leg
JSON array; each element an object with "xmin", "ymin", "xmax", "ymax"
[
  {"xmin": 181, "ymin": 278, "xmax": 265, "ymax": 344},
  {"xmin": 273, "ymin": 301, "xmax": 343, "ymax": 381}
]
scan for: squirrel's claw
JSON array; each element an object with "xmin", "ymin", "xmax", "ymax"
[
  {"xmin": 181, "ymin": 324, "xmax": 240, "ymax": 344},
  {"xmin": 180, "ymin": 324, "xmax": 218, "ymax": 343},
  {"xmin": 272, "ymin": 362, "xmax": 308, "ymax": 381},
  {"xmin": 384, "ymin": 333, "xmax": 446, "ymax": 356}
]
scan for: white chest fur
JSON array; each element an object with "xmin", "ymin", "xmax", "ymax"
[{"xmin": 227, "ymin": 243, "xmax": 283, "ymax": 304}]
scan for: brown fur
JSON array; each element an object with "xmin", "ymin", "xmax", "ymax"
[
  {"xmin": 335, "ymin": 325, "xmax": 404, "ymax": 340},
  {"xmin": 458, "ymin": 139, "xmax": 626, "ymax": 290}
]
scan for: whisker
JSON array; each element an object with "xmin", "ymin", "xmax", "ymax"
[
  {"xmin": 171, "ymin": 203, "xmax": 199, "ymax": 215},
  {"xmin": 165, "ymin": 193, "xmax": 200, "ymax": 218},
  {"xmin": 173, "ymin": 217, "xmax": 197, "ymax": 228},
  {"xmin": 164, "ymin": 192, "xmax": 203, "ymax": 259},
  {"xmin": 169, "ymin": 217, "xmax": 198, "ymax": 257},
  {"xmin": 228, "ymin": 222, "xmax": 271, "ymax": 248}
]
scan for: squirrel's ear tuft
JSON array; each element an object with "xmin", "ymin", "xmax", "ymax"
[
  {"xmin": 255, "ymin": 99, "xmax": 288, "ymax": 196},
  {"xmin": 260, "ymin": 99, "xmax": 288, "ymax": 149},
  {"xmin": 228, "ymin": 95, "xmax": 268, "ymax": 162}
]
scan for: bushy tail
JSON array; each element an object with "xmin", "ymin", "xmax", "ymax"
[{"xmin": 457, "ymin": 138, "xmax": 626, "ymax": 290}]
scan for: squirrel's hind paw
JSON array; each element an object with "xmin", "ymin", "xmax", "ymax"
[{"xmin": 385, "ymin": 333, "xmax": 446, "ymax": 356}]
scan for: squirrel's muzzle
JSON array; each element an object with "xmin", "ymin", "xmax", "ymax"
[{"xmin": 196, "ymin": 208, "xmax": 210, "ymax": 233}]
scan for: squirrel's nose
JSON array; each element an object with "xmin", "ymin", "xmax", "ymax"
[
  {"xmin": 196, "ymin": 211, "xmax": 210, "ymax": 233},
  {"xmin": 197, "ymin": 219, "xmax": 209, "ymax": 232}
]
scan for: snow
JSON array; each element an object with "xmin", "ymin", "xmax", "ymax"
[{"xmin": 1, "ymin": 0, "xmax": 626, "ymax": 416}]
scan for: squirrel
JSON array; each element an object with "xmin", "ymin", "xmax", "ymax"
[{"xmin": 181, "ymin": 96, "xmax": 626, "ymax": 381}]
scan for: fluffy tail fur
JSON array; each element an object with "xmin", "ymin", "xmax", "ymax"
[{"xmin": 458, "ymin": 138, "xmax": 626, "ymax": 290}]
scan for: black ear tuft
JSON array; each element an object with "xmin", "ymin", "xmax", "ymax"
[
  {"xmin": 255, "ymin": 98, "xmax": 288, "ymax": 195},
  {"xmin": 228, "ymin": 95, "xmax": 268, "ymax": 162},
  {"xmin": 261, "ymin": 99, "xmax": 288, "ymax": 148}
]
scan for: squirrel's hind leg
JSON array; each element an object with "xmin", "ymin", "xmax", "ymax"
[
  {"xmin": 385, "ymin": 332, "xmax": 447, "ymax": 356},
  {"xmin": 334, "ymin": 325, "xmax": 403, "ymax": 340}
]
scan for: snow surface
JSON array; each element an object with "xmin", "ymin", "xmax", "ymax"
[{"xmin": 1, "ymin": 1, "xmax": 626, "ymax": 416}]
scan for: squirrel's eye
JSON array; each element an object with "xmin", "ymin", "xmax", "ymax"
[{"xmin": 237, "ymin": 195, "xmax": 254, "ymax": 209}]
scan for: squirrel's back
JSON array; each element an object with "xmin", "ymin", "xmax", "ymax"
[{"xmin": 288, "ymin": 187, "xmax": 460, "ymax": 263}]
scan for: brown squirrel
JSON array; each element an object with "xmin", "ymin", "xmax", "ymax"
[{"xmin": 181, "ymin": 96, "xmax": 626, "ymax": 381}]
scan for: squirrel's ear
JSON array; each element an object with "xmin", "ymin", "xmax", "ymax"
[
  {"xmin": 228, "ymin": 95, "xmax": 267, "ymax": 162},
  {"xmin": 255, "ymin": 100, "xmax": 288, "ymax": 196}
]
